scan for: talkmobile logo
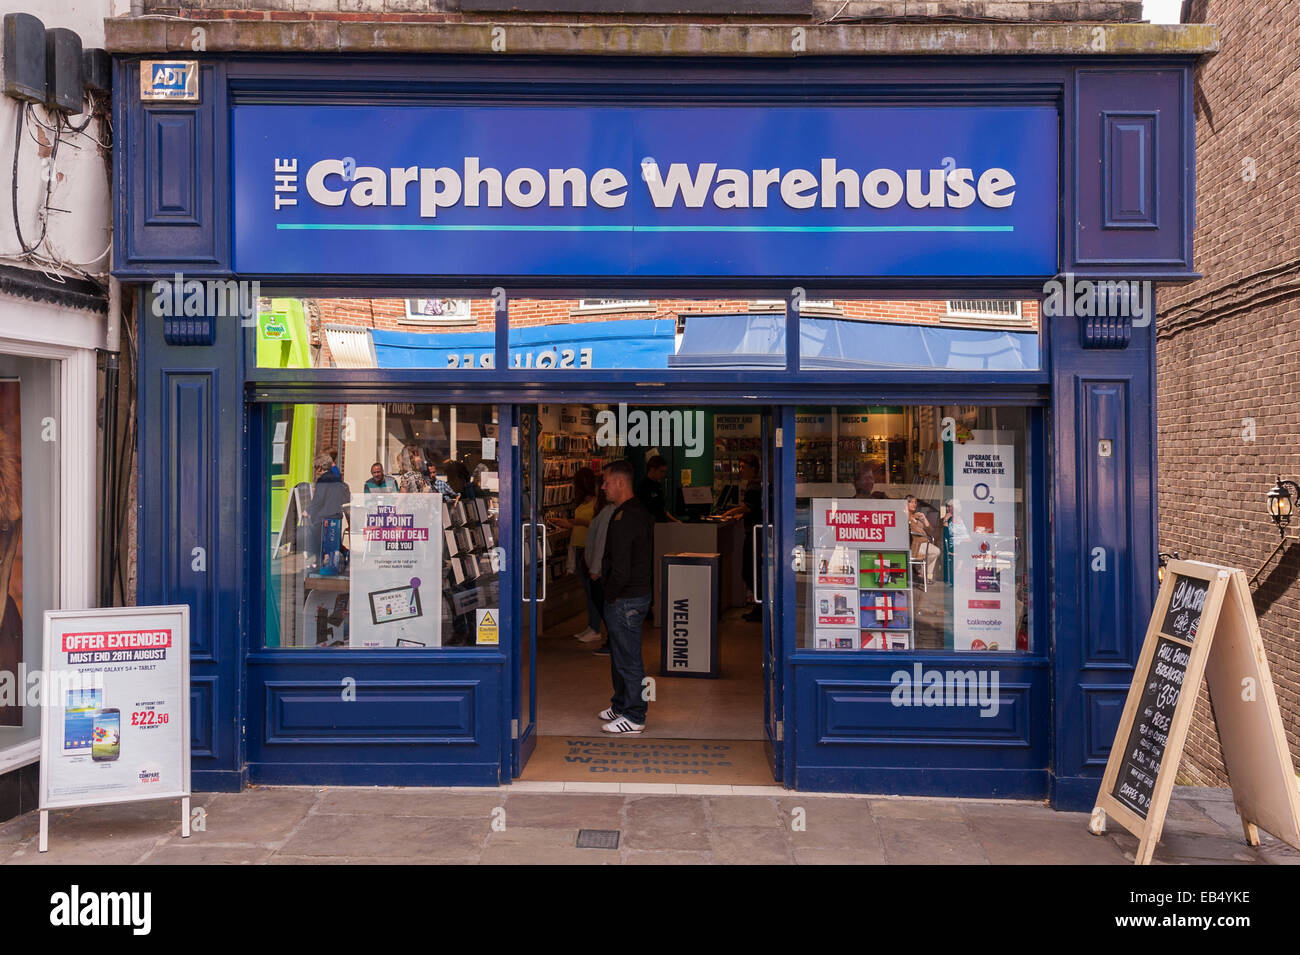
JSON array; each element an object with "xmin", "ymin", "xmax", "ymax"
[
  {"xmin": 890, "ymin": 664, "xmax": 1000, "ymax": 718},
  {"xmin": 1042, "ymin": 273, "xmax": 1153, "ymax": 327},
  {"xmin": 594, "ymin": 403, "xmax": 705, "ymax": 458},
  {"xmin": 149, "ymin": 274, "xmax": 261, "ymax": 325},
  {"xmin": 50, "ymin": 885, "xmax": 151, "ymax": 935}
]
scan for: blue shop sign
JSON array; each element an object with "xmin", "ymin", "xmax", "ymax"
[{"xmin": 233, "ymin": 105, "xmax": 1058, "ymax": 278}]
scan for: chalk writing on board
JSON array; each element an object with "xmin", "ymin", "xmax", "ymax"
[
  {"xmin": 1112, "ymin": 636, "xmax": 1190, "ymax": 819},
  {"xmin": 1161, "ymin": 575, "xmax": 1208, "ymax": 642}
]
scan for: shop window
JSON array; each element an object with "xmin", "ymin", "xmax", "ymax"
[
  {"xmin": 794, "ymin": 405, "xmax": 1033, "ymax": 653},
  {"xmin": 263, "ymin": 402, "xmax": 501, "ymax": 649},
  {"xmin": 0, "ymin": 356, "xmax": 60, "ymax": 750},
  {"xmin": 255, "ymin": 296, "xmax": 496, "ymax": 370},
  {"xmin": 508, "ymin": 297, "xmax": 787, "ymax": 371},
  {"xmin": 799, "ymin": 299, "xmax": 1040, "ymax": 370}
]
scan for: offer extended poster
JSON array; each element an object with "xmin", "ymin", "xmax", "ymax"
[
  {"xmin": 40, "ymin": 606, "xmax": 191, "ymax": 810},
  {"xmin": 951, "ymin": 433, "xmax": 1017, "ymax": 651},
  {"xmin": 350, "ymin": 493, "xmax": 443, "ymax": 648}
]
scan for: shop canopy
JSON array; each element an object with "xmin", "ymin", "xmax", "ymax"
[{"xmin": 364, "ymin": 313, "xmax": 1039, "ymax": 371}]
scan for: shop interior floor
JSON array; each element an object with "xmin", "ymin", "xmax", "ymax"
[{"xmin": 530, "ymin": 607, "xmax": 766, "ymax": 741}]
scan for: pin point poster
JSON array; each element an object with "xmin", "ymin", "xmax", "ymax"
[
  {"xmin": 951, "ymin": 433, "xmax": 1016, "ymax": 651},
  {"xmin": 351, "ymin": 493, "xmax": 443, "ymax": 648}
]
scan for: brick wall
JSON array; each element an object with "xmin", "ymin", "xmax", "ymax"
[
  {"xmin": 140, "ymin": 0, "xmax": 1143, "ymax": 22},
  {"xmin": 1157, "ymin": 0, "xmax": 1300, "ymax": 783}
]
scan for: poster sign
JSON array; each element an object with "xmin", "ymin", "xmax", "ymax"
[
  {"xmin": 476, "ymin": 608, "xmax": 499, "ymax": 646},
  {"xmin": 660, "ymin": 554, "xmax": 720, "ymax": 678},
  {"xmin": 39, "ymin": 606, "xmax": 191, "ymax": 811},
  {"xmin": 1092, "ymin": 561, "xmax": 1300, "ymax": 865},
  {"xmin": 351, "ymin": 493, "xmax": 443, "ymax": 648},
  {"xmin": 811, "ymin": 499, "xmax": 913, "ymax": 651},
  {"xmin": 951, "ymin": 433, "xmax": 1016, "ymax": 651}
]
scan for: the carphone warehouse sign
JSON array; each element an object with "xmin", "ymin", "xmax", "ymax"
[{"xmin": 233, "ymin": 105, "xmax": 1057, "ymax": 277}]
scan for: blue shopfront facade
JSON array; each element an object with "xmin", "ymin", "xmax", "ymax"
[{"xmin": 114, "ymin": 49, "xmax": 1200, "ymax": 809}]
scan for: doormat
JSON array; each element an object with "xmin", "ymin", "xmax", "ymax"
[{"xmin": 522, "ymin": 736, "xmax": 774, "ymax": 785}]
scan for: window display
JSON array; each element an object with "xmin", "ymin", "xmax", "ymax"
[
  {"xmin": 795, "ymin": 405, "xmax": 1031, "ymax": 652},
  {"xmin": 264, "ymin": 402, "xmax": 499, "ymax": 648}
]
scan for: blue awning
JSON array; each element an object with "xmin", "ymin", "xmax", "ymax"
[
  {"xmin": 799, "ymin": 317, "xmax": 1039, "ymax": 371},
  {"xmin": 666, "ymin": 313, "xmax": 786, "ymax": 369},
  {"xmin": 371, "ymin": 317, "xmax": 677, "ymax": 369}
]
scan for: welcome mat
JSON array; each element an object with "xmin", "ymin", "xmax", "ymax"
[{"xmin": 521, "ymin": 736, "xmax": 774, "ymax": 785}]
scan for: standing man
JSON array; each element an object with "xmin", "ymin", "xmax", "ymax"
[
  {"xmin": 597, "ymin": 460, "xmax": 654, "ymax": 735},
  {"xmin": 636, "ymin": 455, "xmax": 679, "ymax": 524}
]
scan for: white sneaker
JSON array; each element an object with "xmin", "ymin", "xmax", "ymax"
[
  {"xmin": 598, "ymin": 707, "xmax": 619, "ymax": 721},
  {"xmin": 574, "ymin": 628, "xmax": 602, "ymax": 643},
  {"xmin": 602, "ymin": 716, "xmax": 645, "ymax": 735}
]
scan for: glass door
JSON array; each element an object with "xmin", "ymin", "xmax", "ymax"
[
  {"xmin": 759, "ymin": 409, "xmax": 785, "ymax": 780},
  {"xmin": 512, "ymin": 404, "xmax": 545, "ymax": 774}
]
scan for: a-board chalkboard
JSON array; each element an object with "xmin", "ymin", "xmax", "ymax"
[
  {"xmin": 1160, "ymin": 573, "xmax": 1208, "ymax": 642},
  {"xmin": 1093, "ymin": 559, "xmax": 1300, "ymax": 865},
  {"xmin": 1111, "ymin": 636, "xmax": 1190, "ymax": 819}
]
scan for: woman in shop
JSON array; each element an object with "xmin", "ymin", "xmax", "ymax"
[
  {"xmin": 907, "ymin": 494, "xmax": 939, "ymax": 583},
  {"xmin": 722, "ymin": 453, "xmax": 764, "ymax": 623},
  {"xmin": 305, "ymin": 452, "xmax": 352, "ymax": 571},
  {"xmin": 552, "ymin": 467, "xmax": 604, "ymax": 644},
  {"xmin": 396, "ymin": 444, "xmax": 433, "ymax": 494}
]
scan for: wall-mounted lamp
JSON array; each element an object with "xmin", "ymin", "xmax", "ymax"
[
  {"xmin": 1157, "ymin": 551, "xmax": 1180, "ymax": 584},
  {"xmin": 1266, "ymin": 477, "xmax": 1300, "ymax": 539}
]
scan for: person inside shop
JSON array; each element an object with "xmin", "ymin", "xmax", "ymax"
[
  {"xmin": 442, "ymin": 459, "xmax": 475, "ymax": 502},
  {"xmin": 364, "ymin": 461, "xmax": 398, "ymax": 494},
  {"xmin": 584, "ymin": 488, "xmax": 615, "ymax": 657},
  {"xmin": 853, "ymin": 461, "xmax": 888, "ymax": 499},
  {"xmin": 907, "ymin": 494, "xmax": 939, "ymax": 583},
  {"xmin": 597, "ymin": 460, "xmax": 654, "ymax": 735},
  {"xmin": 722, "ymin": 453, "xmax": 765, "ymax": 622},
  {"xmin": 428, "ymin": 458, "xmax": 461, "ymax": 502},
  {"xmin": 306, "ymin": 452, "xmax": 352, "ymax": 570},
  {"xmin": 396, "ymin": 444, "xmax": 433, "ymax": 494},
  {"xmin": 551, "ymin": 467, "xmax": 604, "ymax": 645},
  {"xmin": 637, "ymin": 455, "xmax": 680, "ymax": 523}
]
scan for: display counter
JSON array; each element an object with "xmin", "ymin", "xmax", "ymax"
[{"xmin": 652, "ymin": 518, "xmax": 745, "ymax": 620}]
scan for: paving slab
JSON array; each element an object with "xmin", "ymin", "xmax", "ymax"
[
  {"xmin": 139, "ymin": 844, "xmax": 276, "ymax": 865},
  {"xmin": 793, "ymin": 847, "xmax": 880, "ymax": 864},
  {"xmin": 199, "ymin": 788, "xmax": 320, "ymax": 844},
  {"xmin": 479, "ymin": 844, "xmax": 618, "ymax": 864},
  {"xmin": 279, "ymin": 812, "xmax": 488, "ymax": 860},
  {"xmin": 779, "ymin": 797, "xmax": 882, "ymax": 850},
  {"xmin": 968, "ymin": 814, "xmax": 1128, "ymax": 865},
  {"xmin": 876, "ymin": 817, "xmax": 988, "ymax": 865},
  {"xmin": 625, "ymin": 849, "xmax": 713, "ymax": 864},
  {"xmin": 709, "ymin": 825, "xmax": 794, "ymax": 865},
  {"xmin": 867, "ymin": 797, "xmax": 970, "ymax": 821},
  {"xmin": 502, "ymin": 792, "xmax": 626, "ymax": 829},
  {"xmin": 315, "ymin": 788, "xmax": 503, "ymax": 818},
  {"xmin": 706, "ymin": 796, "xmax": 783, "ymax": 828}
]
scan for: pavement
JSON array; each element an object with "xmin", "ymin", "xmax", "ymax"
[{"xmin": 1, "ymin": 783, "xmax": 1296, "ymax": 865}]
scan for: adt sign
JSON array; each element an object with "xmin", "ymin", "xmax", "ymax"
[{"xmin": 140, "ymin": 61, "xmax": 198, "ymax": 101}]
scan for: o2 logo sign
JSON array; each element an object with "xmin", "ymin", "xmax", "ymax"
[{"xmin": 140, "ymin": 60, "xmax": 199, "ymax": 101}]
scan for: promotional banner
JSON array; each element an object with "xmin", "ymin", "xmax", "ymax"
[
  {"xmin": 812, "ymin": 499, "xmax": 913, "ymax": 650},
  {"xmin": 951, "ymin": 432, "xmax": 1017, "ymax": 651},
  {"xmin": 234, "ymin": 105, "xmax": 1058, "ymax": 278},
  {"xmin": 40, "ymin": 606, "xmax": 191, "ymax": 810},
  {"xmin": 351, "ymin": 493, "xmax": 443, "ymax": 648}
]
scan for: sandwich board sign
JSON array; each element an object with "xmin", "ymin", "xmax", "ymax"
[
  {"xmin": 38, "ymin": 605, "xmax": 193, "ymax": 851},
  {"xmin": 1091, "ymin": 560, "xmax": 1300, "ymax": 865}
]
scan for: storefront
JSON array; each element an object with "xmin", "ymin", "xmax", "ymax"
[{"xmin": 113, "ymin": 38, "xmax": 1207, "ymax": 808}]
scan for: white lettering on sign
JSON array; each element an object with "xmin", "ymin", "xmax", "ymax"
[{"xmin": 289, "ymin": 158, "xmax": 1017, "ymax": 218}]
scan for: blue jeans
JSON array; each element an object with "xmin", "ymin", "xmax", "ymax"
[{"xmin": 603, "ymin": 594, "xmax": 651, "ymax": 724}]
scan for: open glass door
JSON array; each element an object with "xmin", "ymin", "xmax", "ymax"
[
  {"xmin": 512, "ymin": 404, "xmax": 544, "ymax": 774},
  {"xmin": 760, "ymin": 408, "xmax": 785, "ymax": 781}
]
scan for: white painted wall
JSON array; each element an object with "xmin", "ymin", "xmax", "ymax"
[{"xmin": 0, "ymin": 0, "xmax": 118, "ymax": 281}]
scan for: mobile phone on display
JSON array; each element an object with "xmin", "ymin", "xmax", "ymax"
[{"xmin": 91, "ymin": 708, "xmax": 121, "ymax": 761}]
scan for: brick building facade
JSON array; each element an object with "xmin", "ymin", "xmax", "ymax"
[{"xmin": 1157, "ymin": 0, "xmax": 1300, "ymax": 783}]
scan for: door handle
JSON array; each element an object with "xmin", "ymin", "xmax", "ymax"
[
  {"xmin": 538, "ymin": 522, "xmax": 551, "ymax": 603},
  {"xmin": 751, "ymin": 523, "xmax": 762, "ymax": 604}
]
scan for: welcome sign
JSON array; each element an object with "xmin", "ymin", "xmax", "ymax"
[{"xmin": 233, "ymin": 105, "xmax": 1057, "ymax": 278}]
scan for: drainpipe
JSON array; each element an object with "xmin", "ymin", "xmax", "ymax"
[{"xmin": 99, "ymin": 251, "xmax": 121, "ymax": 607}]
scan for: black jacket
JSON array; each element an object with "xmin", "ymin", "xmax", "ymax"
[{"xmin": 601, "ymin": 497, "xmax": 654, "ymax": 602}]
